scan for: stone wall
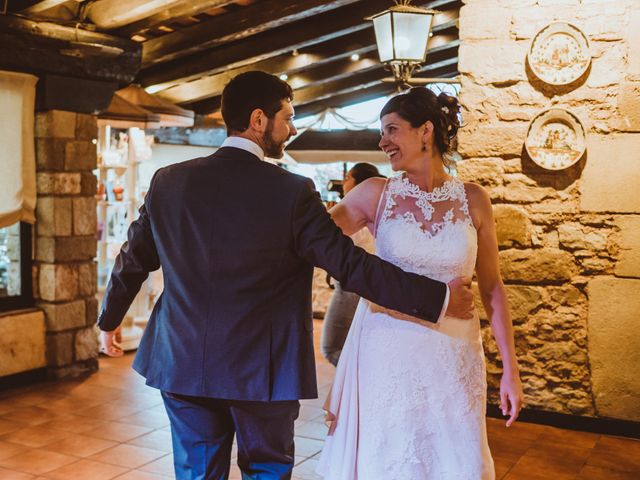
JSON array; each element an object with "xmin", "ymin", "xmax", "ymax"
[
  {"xmin": 458, "ymin": 0, "xmax": 640, "ymax": 421},
  {"xmin": 34, "ymin": 110, "xmax": 100, "ymax": 378}
]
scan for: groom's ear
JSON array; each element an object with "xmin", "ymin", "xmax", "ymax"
[{"xmin": 249, "ymin": 108, "xmax": 267, "ymax": 133}]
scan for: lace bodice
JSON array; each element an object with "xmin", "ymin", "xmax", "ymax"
[{"xmin": 375, "ymin": 175, "xmax": 477, "ymax": 284}]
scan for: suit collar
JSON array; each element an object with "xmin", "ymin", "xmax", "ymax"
[{"xmin": 221, "ymin": 136, "xmax": 265, "ymax": 161}]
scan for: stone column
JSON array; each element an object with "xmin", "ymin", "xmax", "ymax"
[
  {"xmin": 458, "ymin": 0, "xmax": 640, "ymax": 420},
  {"xmin": 34, "ymin": 110, "xmax": 100, "ymax": 378}
]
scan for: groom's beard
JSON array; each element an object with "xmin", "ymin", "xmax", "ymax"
[{"xmin": 263, "ymin": 120, "xmax": 286, "ymax": 159}]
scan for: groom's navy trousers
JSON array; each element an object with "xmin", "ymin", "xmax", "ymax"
[
  {"xmin": 98, "ymin": 146, "xmax": 447, "ymax": 479},
  {"xmin": 162, "ymin": 392, "xmax": 299, "ymax": 479}
]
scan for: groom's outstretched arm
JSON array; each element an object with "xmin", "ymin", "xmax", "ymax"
[
  {"xmin": 98, "ymin": 173, "xmax": 161, "ymax": 335},
  {"xmin": 293, "ymin": 178, "xmax": 447, "ymax": 323}
]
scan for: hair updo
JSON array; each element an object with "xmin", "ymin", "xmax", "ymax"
[{"xmin": 380, "ymin": 87, "xmax": 461, "ymax": 166}]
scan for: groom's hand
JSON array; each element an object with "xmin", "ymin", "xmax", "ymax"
[
  {"xmin": 100, "ymin": 326, "xmax": 124, "ymax": 357},
  {"xmin": 445, "ymin": 277, "xmax": 474, "ymax": 319}
]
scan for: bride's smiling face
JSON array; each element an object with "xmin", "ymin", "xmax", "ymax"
[{"xmin": 379, "ymin": 113, "xmax": 427, "ymax": 172}]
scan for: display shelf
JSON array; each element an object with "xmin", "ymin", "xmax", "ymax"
[{"xmin": 95, "ymin": 124, "xmax": 156, "ymax": 351}]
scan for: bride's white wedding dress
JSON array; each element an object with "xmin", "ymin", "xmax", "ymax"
[{"xmin": 317, "ymin": 174, "xmax": 494, "ymax": 479}]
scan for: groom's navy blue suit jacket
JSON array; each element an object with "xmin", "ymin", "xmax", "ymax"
[{"xmin": 98, "ymin": 146, "xmax": 447, "ymax": 401}]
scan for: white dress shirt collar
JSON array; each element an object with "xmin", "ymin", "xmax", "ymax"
[{"xmin": 221, "ymin": 136, "xmax": 265, "ymax": 161}]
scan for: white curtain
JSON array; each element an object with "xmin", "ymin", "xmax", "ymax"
[{"xmin": 0, "ymin": 71, "xmax": 38, "ymax": 228}]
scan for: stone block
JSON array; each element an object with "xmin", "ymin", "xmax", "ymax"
[
  {"xmin": 459, "ymin": 3, "xmax": 511, "ymax": 40},
  {"xmin": 458, "ymin": 123, "xmax": 528, "ymax": 158},
  {"xmin": 39, "ymin": 264, "xmax": 78, "ymax": 302},
  {"xmin": 627, "ymin": 8, "xmax": 640, "ymax": 80},
  {"xmin": 72, "ymin": 197, "xmax": 97, "ymax": 236},
  {"xmin": 46, "ymin": 332, "xmax": 74, "ymax": 367},
  {"xmin": 505, "ymin": 285, "xmax": 543, "ymax": 322},
  {"xmin": 614, "ymin": 215, "xmax": 640, "ymax": 278},
  {"xmin": 580, "ymin": 135, "xmax": 640, "ymax": 213},
  {"xmin": 493, "ymin": 204, "xmax": 531, "ymax": 247},
  {"xmin": 459, "ymin": 40, "xmax": 528, "ymax": 85},
  {"xmin": 0, "ymin": 310, "xmax": 46, "ymax": 377},
  {"xmin": 498, "ymin": 174, "xmax": 558, "ymax": 204},
  {"xmin": 85, "ymin": 297, "xmax": 99, "ymax": 326},
  {"xmin": 75, "ymin": 114, "xmax": 98, "ymax": 141},
  {"xmin": 75, "ymin": 327, "xmax": 99, "ymax": 362},
  {"xmin": 588, "ymin": 277, "xmax": 640, "ymax": 421},
  {"xmin": 36, "ymin": 236, "xmax": 97, "ymax": 263},
  {"xmin": 36, "ymin": 138, "xmax": 66, "ymax": 171},
  {"xmin": 49, "ymin": 358, "xmax": 98, "ymax": 379},
  {"xmin": 617, "ymin": 83, "xmax": 640, "ymax": 132},
  {"xmin": 587, "ymin": 41, "xmax": 627, "ymax": 88},
  {"xmin": 558, "ymin": 223, "xmax": 608, "ymax": 251},
  {"xmin": 36, "ymin": 197, "xmax": 72, "ymax": 237},
  {"xmin": 65, "ymin": 141, "xmax": 97, "ymax": 171},
  {"xmin": 36, "ymin": 172, "xmax": 81, "ymax": 195},
  {"xmin": 39, "ymin": 300, "xmax": 86, "ymax": 332},
  {"xmin": 456, "ymin": 158, "xmax": 505, "ymax": 186},
  {"xmin": 500, "ymin": 248, "xmax": 577, "ymax": 282},
  {"xmin": 35, "ymin": 110, "xmax": 76, "ymax": 139},
  {"xmin": 80, "ymin": 171, "xmax": 98, "ymax": 196},
  {"xmin": 510, "ymin": 5, "xmax": 586, "ymax": 40},
  {"xmin": 78, "ymin": 262, "xmax": 98, "ymax": 297}
]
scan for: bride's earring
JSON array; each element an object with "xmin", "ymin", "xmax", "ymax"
[{"xmin": 422, "ymin": 143, "xmax": 427, "ymax": 152}]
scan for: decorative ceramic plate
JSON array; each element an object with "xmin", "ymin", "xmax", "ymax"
[
  {"xmin": 528, "ymin": 22, "xmax": 591, "ymax": 85},
  {"xmin": 525, "ymin": 108, "xmax": 586, "ymax": 170}
]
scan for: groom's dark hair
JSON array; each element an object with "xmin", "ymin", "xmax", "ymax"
[{"xmin": 221, "ymin": 71, "xmax": 294, "ymax": 135}]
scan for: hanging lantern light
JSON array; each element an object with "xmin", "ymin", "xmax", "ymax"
[{"xmin": 368, "ymin": 0, "xmax": 439, "ymax": 85}]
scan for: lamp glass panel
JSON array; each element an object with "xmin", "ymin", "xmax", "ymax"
[
  {"xmin": 372, "ymin": 13, "xmax": 393, "ymax": 62},
  {"xmin": 391, "ymin": 11, "xmax": 433, "ymax": 61}
]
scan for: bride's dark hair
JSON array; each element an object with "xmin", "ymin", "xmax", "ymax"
[{"xmin": 380, "ymin": 87, "xmax": 461, "ymax": 166}]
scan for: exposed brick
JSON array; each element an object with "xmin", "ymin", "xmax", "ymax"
[
  {"xmin": 39, "ymin": 300, "xmax": 86, "ymax": 332},
  {"xmin": 35, "ymin": 111, "xmax": 76, "ymax": 139},
  {"xmin": 36, "ymin": 236, "xmax": 97, "ymax": 263},
  {"xmin": 75, "ymin": 113, "xmax": 98, "ymax": 141},
  {"xmin": 72, "ymin": 197, "xmax": 97, "ymax": 236},
  {"xmin": 36, "ymin": 197, "xmax": 72, "ymax": 237},
  {"xmin": 36, "ymin": 138, "xmax": 66, "ymax": 171},
  {"xmin": 36, "ymin": 173, "xmax": 81, "ymax": 195},
  {"xmin": 75, "ymin": 327, "xmax": 99, "ymax": 362},
  {"xmin": 65, "ymin": 141, "xmax": 97, "ymax": 171},
  {"xmin": 78, "ymin": 261, "xmax": 97, "ymax": 297},
  {"xmin": 39, "ymin": 264, "xmax": 78, "ymax": 302},
  {"xmin": 80, "ymin": 171, "xmax": 98, "ymax": 196},
  {"xmin": 85, "ymin": 297, "xmax": 99, "ymax": 326},
  {"xmin": 46, "ymin": 332, "xmax": 74, "ymax": 367}
]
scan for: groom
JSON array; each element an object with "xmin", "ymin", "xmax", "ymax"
[{"xmin": 98, "ymin": 71, "xmax": 474, "ymax": 480}]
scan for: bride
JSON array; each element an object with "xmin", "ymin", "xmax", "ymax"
[{"xmin": 316, "ymin": 87, "xmax": 523, "ymax": 479}]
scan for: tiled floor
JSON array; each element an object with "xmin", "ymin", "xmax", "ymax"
[{"xmin": 0, "ymin": 320, "xmax": 638, "ymax": 479}]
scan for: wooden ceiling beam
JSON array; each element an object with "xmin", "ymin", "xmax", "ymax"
[
  {"xmin": 142, "ymin": 0, "xmax": 360, "ymax": 66},
  {"xmin": 155, "ymin": 28, "xmax": 380, "ymax": 104},
  {"xmin": 293, "ymin": 57, "xmax": 459, "ymax": 107},
  {"xmin": 0, "ymin": 14, "xmax": 141, "ymax": 84},
  {"xmin": 137, "ymin": 0, "xmax": 460, "ymax": 88},
  {"xmin": 115, "ymin": 0, "xmax": 236, "ymax": 37},
  {"xmin": 181, "ymin": 39, "xmax": 457, "ymax": 114},
  {"xmin": 186, "ymin": 53, "xmax": 458, "ymax": 116},
  {"xmin": 8, "ymin": 0, "xmax": 80, "ymax": 14},
  {"xmin": 156, "ymin": 19, "xmax": 458, "ymax": 105},
  {"xmin": 289, "ymin": 39, "xmax": 458, "ymax": 95},
  {"xmin": 293, "ymin": 83, "xmax": 395, "ymax": 119}
]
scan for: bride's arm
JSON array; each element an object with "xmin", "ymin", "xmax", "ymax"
[
  {"xmin": 466, "ymin": 183, "xmax": 523, "ymax": 427},
  {"xmin": 329, "ymin": 177, "xmax": 386, "ymax": 236}
]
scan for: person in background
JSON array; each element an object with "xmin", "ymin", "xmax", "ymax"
[{"xmin": 320, "ymin": 163, "xmax": 385, "ymax": 366}]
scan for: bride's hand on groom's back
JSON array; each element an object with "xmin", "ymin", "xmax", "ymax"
[{"xmin": 445, "ymin": 277, "xmax": 474, "ymax": 319}]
